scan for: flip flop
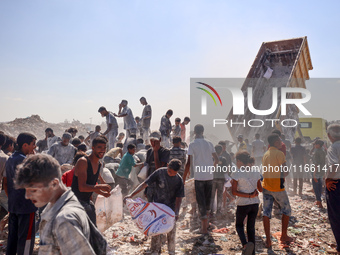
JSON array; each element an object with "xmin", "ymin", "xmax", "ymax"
[{"xmin": 242, "ymin": 242, "xmax": 254, "ymax": 255}]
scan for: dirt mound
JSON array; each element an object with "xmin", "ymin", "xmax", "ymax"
[{"xmin": 0, "ymin": 115, "xmax": 96, "ymax": 139}]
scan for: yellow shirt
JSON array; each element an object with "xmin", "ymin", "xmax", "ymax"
[
  {"xmin": 262, "ymin": 147, "xmax": 286, "ymax": 192},
  {"xmin": 105, "ymin": 147, "xmax": 121, "ymax": 159},
  {"xmin": 238, "ymin": 141, "xmax": 247, "ymax": 152}
]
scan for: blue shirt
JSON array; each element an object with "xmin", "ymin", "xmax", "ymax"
[
  {"xmin": 116, "ymin": 152, "xmax": 136, "ymax": 179},
  {"xmin": 6, "ymin": 151, "xmax": 37, "ymax": 214}
]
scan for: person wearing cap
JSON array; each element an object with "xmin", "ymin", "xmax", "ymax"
[
  {"xmin": 114, "ymin": 100, "xmax": 137, "ymax": 142},
  {"xmin": 237, "ymin": 135, "xmax": 247, "ymax": 152},
  {"xmin": 98, "ymin": 106, "xmax": 118, "ymax": 150},
  {"xmin": 140, "ymin": 97, "xmax": 152, "ymax": 145},
  {"xmin": 47, "ymin": 132, "xmax": 76, "ymax": 166},
  {"xmin": 144, "ymin": 131, "xmax": 170, "ymax": 202},
  {"xmin": 312, "ymin": 139, "xmax": 326, "ymax": 209},
  {"xmin": 183, "ymin": 124, "xmax": 219, "ymax": 234}
]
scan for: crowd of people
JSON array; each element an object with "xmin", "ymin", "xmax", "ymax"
[{"xmin": 0, "ymin": 97, "xmax": 340, "ymax": 255}]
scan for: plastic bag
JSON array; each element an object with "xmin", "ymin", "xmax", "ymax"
[
  {"xmin": 263, "ymin": 67, "xmax": 273, "ymax": 79},
  {"xmin": 101, "ymin": 167, "xmax": 115, "ymax": 184},
  {"xmin": 126, "ymin": 198, "xmax": 175, "ymax": 236},
  {"xmin": 137, "ymin": 165, "xmax": 149, "ymax": 180},
  {"xmin": 129, "ymin": 166, "xmax": 141, "ymax": 189},
  {"xmin": 95, "ymin": 185, "xmax": 123, "ymax": 233}
]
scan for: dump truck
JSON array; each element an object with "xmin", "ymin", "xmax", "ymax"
[
  {"xmin": 296, "ymin": 117, "xmax": 328, "ymax": 143},
  {"xmin": 227, "ymin": 36, "xmax": 313, "ymax": 143}
]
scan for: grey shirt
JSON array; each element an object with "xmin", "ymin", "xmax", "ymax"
[
  {"xmin": 159, "ymin": 115, "xmax": 171, "ymax": 137},
  {"xmin": 39, "ymin": 189, "xmax": 94, "ymax": 255},
  {"xmin": 141, "ymin": 104, "xmax": 152, "ymax": 128},
  {"xmin": 47, "ymin": 142, "xmax": 76, "ymax": 165},
  {"xmin": 121, "ymin": 106, "xmax": 137, "ymax": 130},
  {"xmin": 106, "ymin": 111, "xmax": 118, "ymax": 134},
  {"xmin": 326, "ymin": 140, "xmax": 340, "ymax": 179},
  {"xmin": 47, "ymin": 136, "xmax": 60, "ymax": 150}
]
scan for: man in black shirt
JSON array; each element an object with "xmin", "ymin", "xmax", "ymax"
[
  {"xmin": 124, "ymin": 159, "xmax": 184, "ymax": 255},
  {"xmin": 72, "ymin": 136, "xmax": 111, "ymax": 225},
  {"xmin": 144, "ymin": 131, "xmax": 170, "ymax": 201}
]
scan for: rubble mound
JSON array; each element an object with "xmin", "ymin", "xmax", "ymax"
[{"xmin": 0, "ymin": 115, "xmax": 95, "ymax": 139}]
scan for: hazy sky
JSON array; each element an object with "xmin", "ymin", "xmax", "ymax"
[{"xmin": 1, "ymin": 0, "xmax": 339, "ymax": 130}]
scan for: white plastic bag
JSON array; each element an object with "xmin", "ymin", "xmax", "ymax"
[
  {"xmin": 95, "ymin": 185, "xmax": 123, "ymax": 233},
  {"xmin": 129, "ymin": 165, "xmax": 141, "ymax": 189},
  {"xmin": 101, "ymin": 167, "xmax": 115, "ymax": 183},
  {"xmin": 137, "ymin": 165, "xmax": 149, "ymax": 180},
  {"xmin": 126, "ymin": 198, "xmax": 175, "ymax": 236},
  {"xmin": 263, "ymin": 67, "xmax": 273, "ymax": 79}
]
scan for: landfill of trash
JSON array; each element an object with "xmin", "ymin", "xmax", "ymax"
[
  {"xmin": 100, "ymin": 183, "xmax": 336, "ymax": 255},
  {"xmin": 0, "ymin": 114, "xmax": 98, "ymax": 139},
  {"xmin": 0, "ymin": 116, "xmax": 338, "ymax": 254}
]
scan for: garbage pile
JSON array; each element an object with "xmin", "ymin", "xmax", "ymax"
[
  {"xmin": 0, "ymin": 115, "xmax": 97, "ymax": 139},
  {"xmin": 0, "ymin": 182, "xmax": 336, "ymax": 254},
  {"xmin": 101, "ymin": 182, "xmax": 336, "ymax": 255}
]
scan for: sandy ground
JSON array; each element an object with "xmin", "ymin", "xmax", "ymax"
[{"xmin": 0, "ymin": 182, "xmax": 336, "ymax": 255}]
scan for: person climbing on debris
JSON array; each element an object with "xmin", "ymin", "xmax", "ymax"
[
  {"xmin": 115, "ymin": 143, "xmax": 144, "ymax": 197},
  {"xmin": 113, "ymin": 100, "xmax": 137, "ymax": 144},
  {"xmin": 159, "ymin": 110, "xmax": 173, "ymax": 149},
  {"xmin": 139, "ymin": 97, "xmax": 152, "ymax": 145},
  {"xmin": 124, "ymin": 159, "xmax": 184, "ymax": 255},
  {"xmin": 98, "ymin": 106, "xmax": 118, "ymax": 150}
]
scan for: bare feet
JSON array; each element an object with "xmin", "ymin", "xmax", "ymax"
[
  {"xmin": 280, "ymin": 235, "xmax": 294, "ymax": 243},
  {"xmin": 265, "ymin": 239, "xmax": 272, "ymax": 248},
  {"xmin": 316, "ymin": 201, "xmax": 324, "ymax": 209},
  {"xmin": 326, "ymin": 248, "xmax": 340, "ymax": 254}
]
